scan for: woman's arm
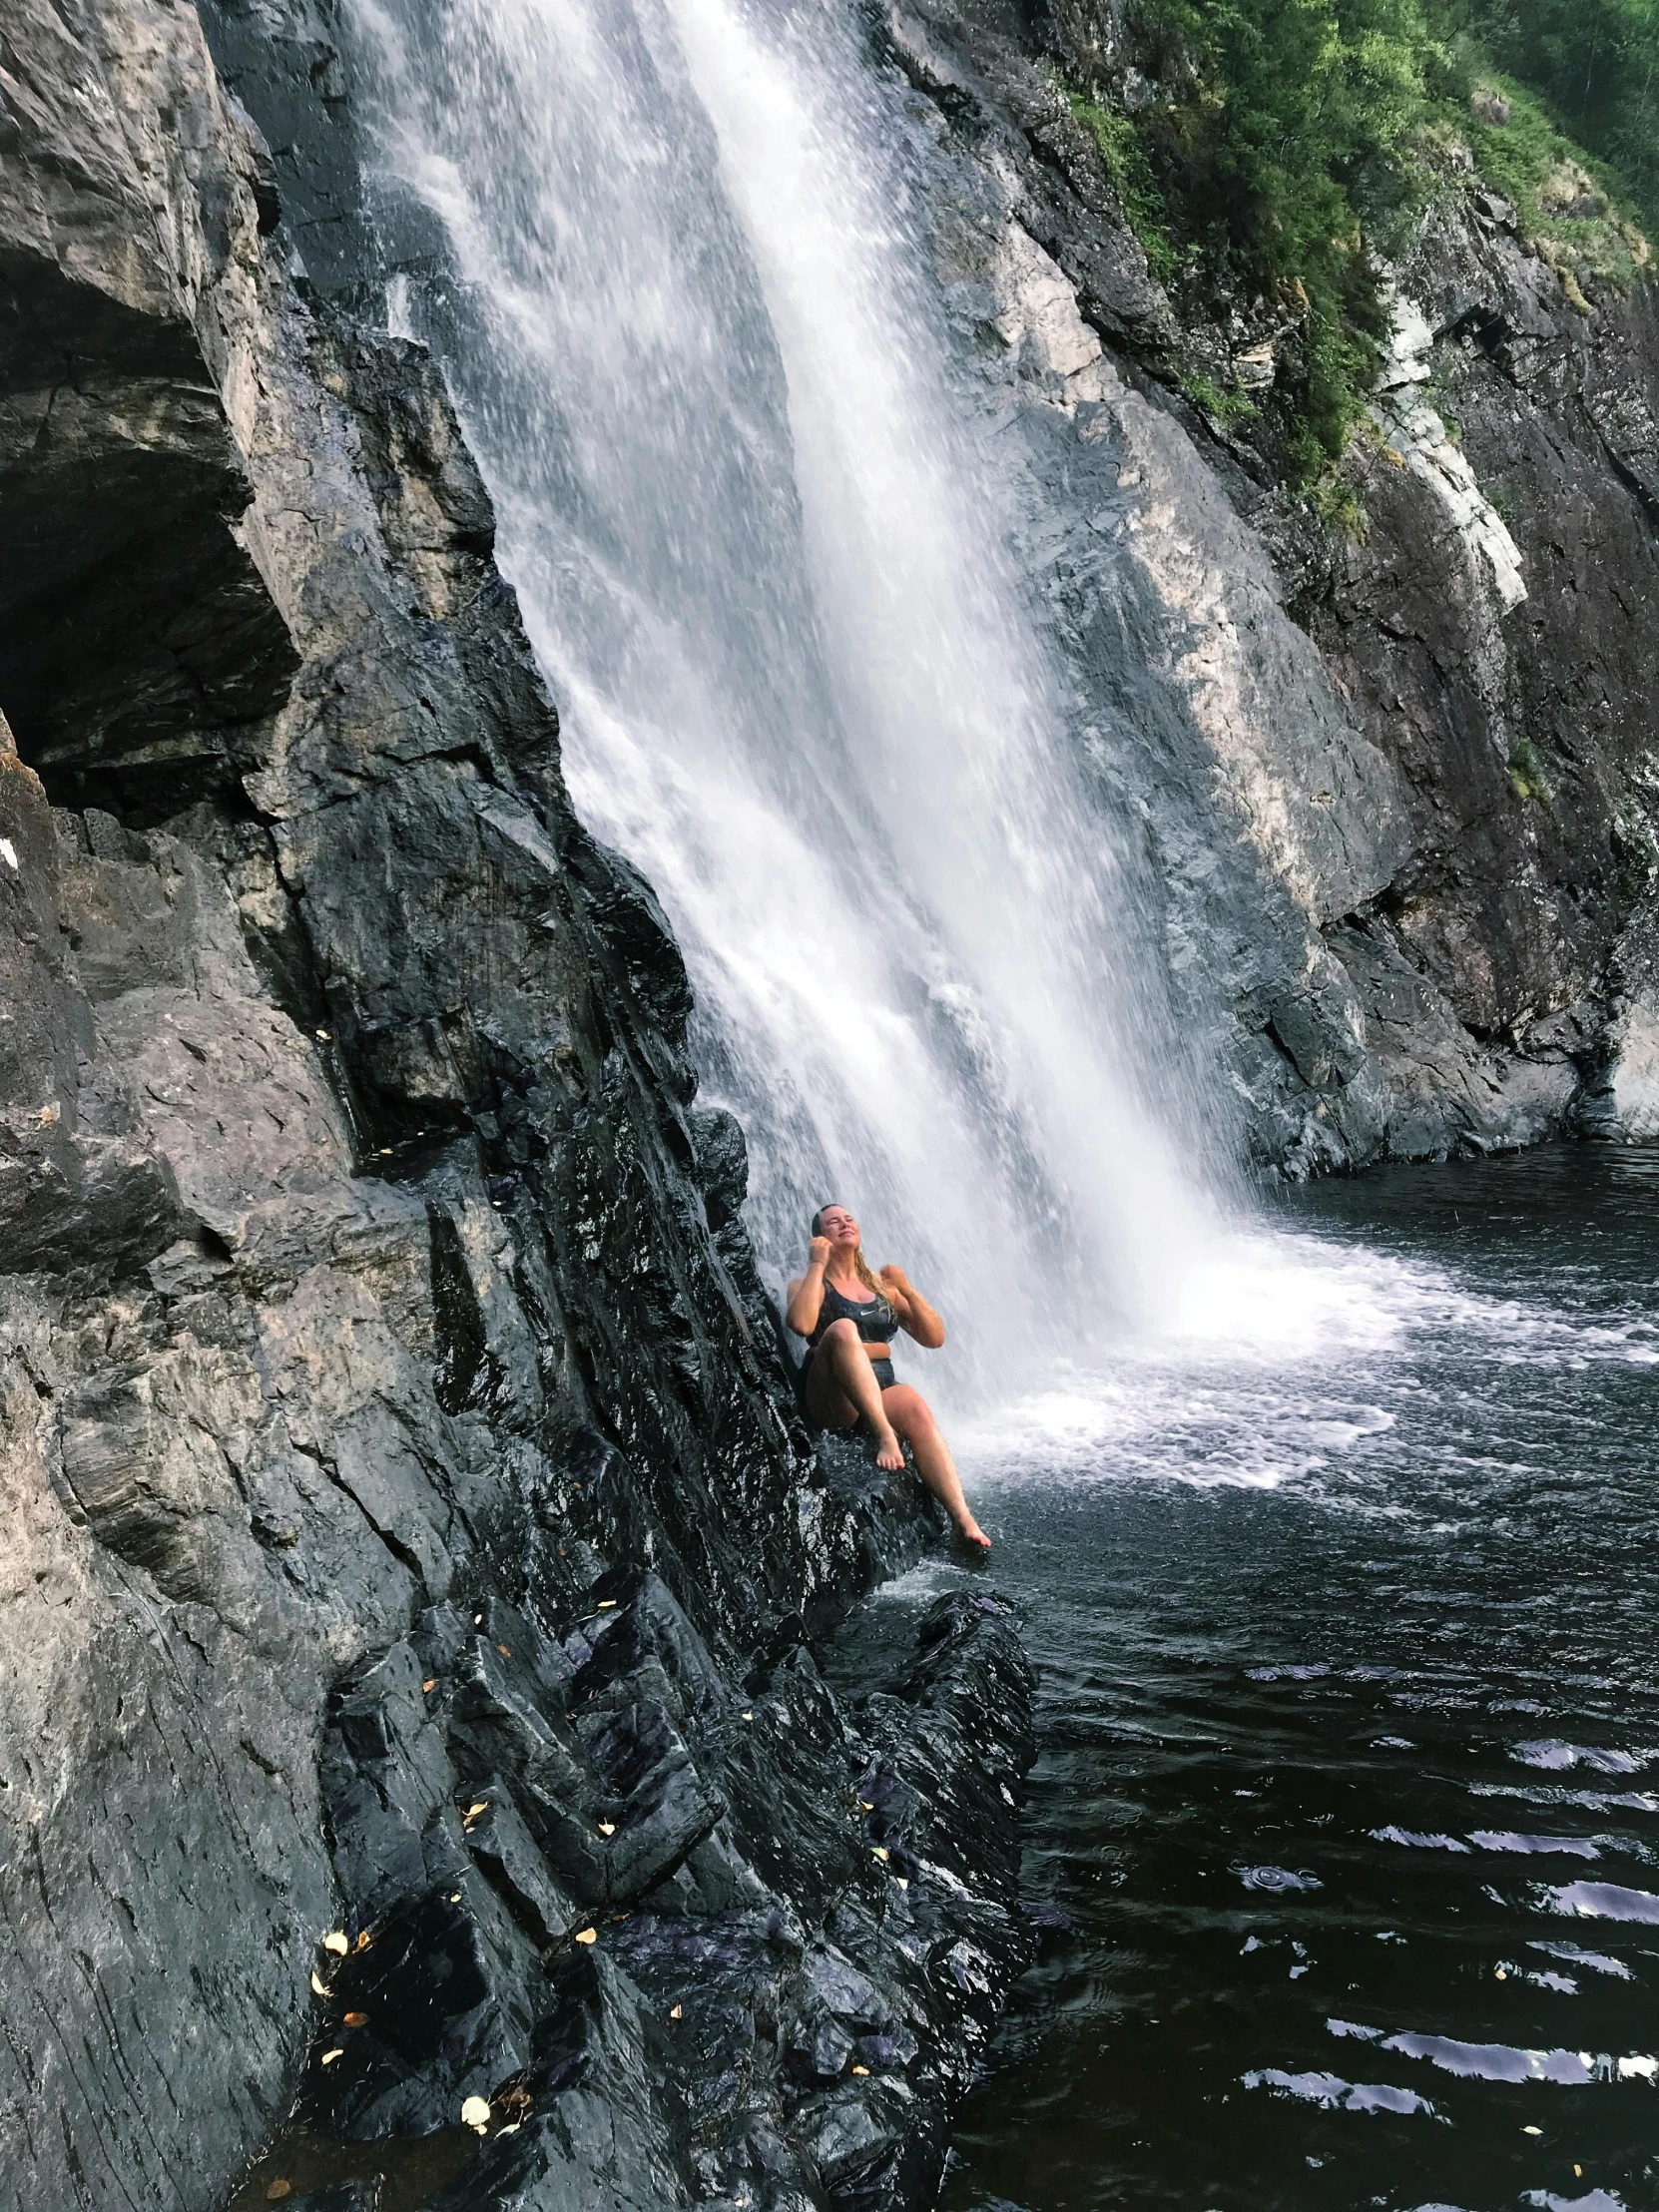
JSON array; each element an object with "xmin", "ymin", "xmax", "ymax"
[
  {"xmin": 785, "ymin": 1236, "xmax": 834, "ymax": 1337},
  {"xmin": 879, "ymin": 1265, "xmax": 945, "ymax": 1349}
]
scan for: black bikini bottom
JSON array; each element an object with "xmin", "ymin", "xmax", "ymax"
[{"xmin": 800, "ymin": 1350, "xmax": 895, "ymax": 1405}]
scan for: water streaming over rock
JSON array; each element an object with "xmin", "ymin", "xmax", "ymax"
[{"xmin": 346, "ymin": 0, "xmax": 1225, "ymax": 1399}]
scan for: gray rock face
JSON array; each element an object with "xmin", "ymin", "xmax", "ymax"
[
  {"xmin": 0, "ymin": 5, "xmax": 1028, "ymax": 2208},
  {"xmin": 883, "ymin": 0, "xmax": 1659, "ymax": 1167}
]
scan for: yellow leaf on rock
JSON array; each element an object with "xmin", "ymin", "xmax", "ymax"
[
  {"xmin": 422, "ymin": 1679, "xmax": 437, "ymax": 1693},
  {"xmin": 466, "ymin": 1802, "xmax": 488, "ymax": 1819},
  {"xmin": 322, "ymin": 1931, "xmax": 349, "ymax": 1956},
  {"xmin": 461, "ymin": 2094, "xmax": 492, "ymax": 2132},
  {"xmin": 309, "ymin": 1971, "xmax": 329, "ymax": 1996},
  {"xmin": 669, "ymin": 2004, "xmax": 683, "ymax": 2020},
  {"xmin": 598, "ymin": 1822, "xmax": 616, "ymax": 1837},
  {"xmin": 574, "ymin": 1928, "xmax": 598, "ymax": 1944},
  {"xmin": 343, "ymin": 2011, "xmax": 367, "ymax": 2027},
  {"xmin": 871, "ymin": 1848, "xmax": 888, "ymax": 1862},
  {"xmin": 354, "ymin": 1931, "xmax": 372, "ymax": 1952},
  {"xmin": 597, "ymin": 1600, "xmax": 617, "ymax": 1610},
  {"xmin": 498, "ymin": 1645, "xmax": 511, "ymax": 1657},
  {"xmin": 851, "ymin": 2065, "xmax": 869, "ymax": 2076},
  {"xmin": 320, "ymin": 2048, "xmax": 343, "ymax": 2066},
  {"xmin": 266, "ymin": 2183, "xmax": 291, "ymax": 2202}
]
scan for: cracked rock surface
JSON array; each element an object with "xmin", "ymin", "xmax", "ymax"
[{"xmin": 875, "ymin": 0, "xmax": 1659, "ymax": 1169}]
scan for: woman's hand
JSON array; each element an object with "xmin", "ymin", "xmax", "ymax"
[
  {"xmin": 787, "ymin": 1238, "xmax": 833, "ymax": 1336},
  {"xmin": 883, "ymin": 1265, "xmax": 945, "ymax": 1349}
]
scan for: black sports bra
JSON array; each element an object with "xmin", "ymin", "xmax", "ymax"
[{"xmin": 809, "ymin": 1275, "xmax": 900, "ymax": 1349}]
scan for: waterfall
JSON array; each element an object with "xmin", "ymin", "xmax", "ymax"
[{"xmin": 347, "ymin": 0, "xmax": 1227, "ymax": 1403}]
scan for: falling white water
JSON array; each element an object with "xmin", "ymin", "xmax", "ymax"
[{"xmin": 345, "ymin": 0, "xmax": 1241, "ymax": 1402}]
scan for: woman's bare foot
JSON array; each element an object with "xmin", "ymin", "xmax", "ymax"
[
  {"xmin": 954, "ymin": 1512, "xmax": 991, "ymax": 1552},
  {"xmin": 873, "ymin": 1423, "xmax": 906, "ymax": 1472}
]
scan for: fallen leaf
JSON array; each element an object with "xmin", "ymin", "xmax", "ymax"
[
  {"xmin": 466, "ymin": 1802, "xmax": 489, "ymax": 1819},
  {"xmin": 315, "ymin": 1028, "xmax": 331, "ymax": 1042},
  {"xmin": 871, "ymin": 1847, "xmax": 888, "ymax": 1862},
  {"xmin": 893, "ymin": 1876, "xmax": 909, "ymax": 1890},
  {"xmin": 422, "ymin": 1679, "xmax": 437, "ymax": 1693},
  {"xmin": 266, "ymin": 2184, "xmax": 291, "ymax": 2202},
  {"xmin": 597, "ymin": 1822, "xmax": 616, "ymax": 1837},
  {"xmin": 309, "ymin": 1971, "xmax": 330, "ymax": 1996},
  {"xmin": 1522, "ymin": 2126, "xmax": 1542, "ymax": 2136},
  {"xmin": 597, "ymin": 1600, "xmax": 616, "ymax": 1610},
  {"xmin": 669, "ymin": 2004, "xmax": 683, "ymax": 2020},
  {"xmin": 858, "ymin": 1801, "xmax": 873, "ymax": 1812},
  {"xmin": 497, "ymin": 2122, "xmax": 521, "ymax": 2136},
  {"xmin": 377, "ymin": 1147, "xmax": 392, "ymax": 1157},
  {"xmin": 851, "ymin": 2064, "xmax": 870, "ymax": 2076},
  {"xmin": 742, "ymin": 1711, "xmax": 755, "ymax": 1722},
  {"xmin": 343, "ymin": 2011, "xmax": 367, "ymax": 2027},
  {"xmin": 497, "ymin": 1645, "xmax": 511, "ymax": 1657},
  {"xmin": 449, "ymin": 1891, "xmax": 463, "ymax": 1904},
  {"xmin": 1576, "ymin": 2168, "xmax": 1584, "ymax": 2179},
  {"xmin": 473, "ymin": 1613, "xmax": 483, "ymax": 1625},
  {"xmin": 1494, "ymin": 1967, "xmax": 1506, "ymax": 1980},
  {"xmin": 320, "ymin": 2048, "xmax": 343, "ymax": 2066},
  {"xmin": 322, "ymin": 1932, "xmax": 349, "ymax": 1956},
  {"xmin": 574, "ymin": 1928, "xmax": 598, "ymax": 1945},
  {"xmin": 460, "ymin": 2094, "xmax": 492, "ymax": 2131},
  {"xmin": 353, "ymin": 1931, "xmax": 372, "ymax": 1951}
]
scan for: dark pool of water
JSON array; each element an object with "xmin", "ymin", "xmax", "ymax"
[{"xmin": 934, "ymin": 1144, "xmax": 1659, "ymax": 2212}]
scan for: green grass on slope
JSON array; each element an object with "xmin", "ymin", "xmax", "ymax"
[{"xmin": 1051, "ymin": 0, "xmax": 1652, "ymax": 490}]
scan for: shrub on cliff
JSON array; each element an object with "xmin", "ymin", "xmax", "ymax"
[{"xmin": 1051, "ymin": 0, "xmax": 1653, "ymax": 487}]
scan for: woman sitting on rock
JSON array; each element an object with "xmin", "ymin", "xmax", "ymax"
[{"xmin": 786, "ymin": 1204, "xmax": 989, "ymax": 1551}]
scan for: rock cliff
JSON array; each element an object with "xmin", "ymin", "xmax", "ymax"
[
  {"xmin": 882, "ymin": 0, "xmax": 1659, "ymax": 1171},
  {"xmin": 0, "ymin": 5, "xmax": 1030, "ymax": 2208}
]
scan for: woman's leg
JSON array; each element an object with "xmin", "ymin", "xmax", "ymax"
[
  {"xmin": 804, "ymin": 1320, "xmax": 905, "ymax": 1470},
  {"xmin": 881, "ymin": 1384, "xmax": 989, "ymax": 1549}
]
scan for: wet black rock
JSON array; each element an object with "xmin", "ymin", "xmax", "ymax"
[{"xmin": 304, "ymin": 1575, "xmax": 1032, "ymax": 2208}]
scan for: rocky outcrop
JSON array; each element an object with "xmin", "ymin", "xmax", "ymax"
[
  {"xmin": 0, "ymin": 5, "xmax": 1030, "ymax": 2208},
  {"xmin": 884, "ymin": 0, "xmax": 1659, "ymax": 1169}
]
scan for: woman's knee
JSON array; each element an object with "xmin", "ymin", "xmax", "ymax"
[
  {"xmin": 883, "ymin": 1384, "xmax": 934, "ymax": 1434},
  {"xmin": 821, "ymin": 1317, "xmax": 861, "ymax": 1353}
]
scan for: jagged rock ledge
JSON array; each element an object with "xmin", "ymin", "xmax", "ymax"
[
  {"xmin": 0, "ymin": 5, "xmax": 1033, "ymax": 2208},
  {"xmin": 251, "ymin": 1563, "xmax": 1031, "ymax": 2212}
]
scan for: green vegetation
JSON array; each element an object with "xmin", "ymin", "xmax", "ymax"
[
  {"xmin": 1452, "ymin": 0, "xmax": 1659, "ymax": 233},
  {"xmin": 1053, "ymin": 0, "xmax": 1655, "ymax": 489},
  {"xmin": 1176, "ymin": 367, "xmax": 1260, "ymax": 429},
  {"xmin": 1065, "ymin": 91, "xmax": 1183, "ymax": 284},
  {"xmin": 1508, "ymin": 735, "xmax": 1552, "ymax": 804}
]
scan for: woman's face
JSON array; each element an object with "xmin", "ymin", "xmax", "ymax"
[{"xmin": 817, "ymin": 1206, "xmax": 860, "ymax": 1248}]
